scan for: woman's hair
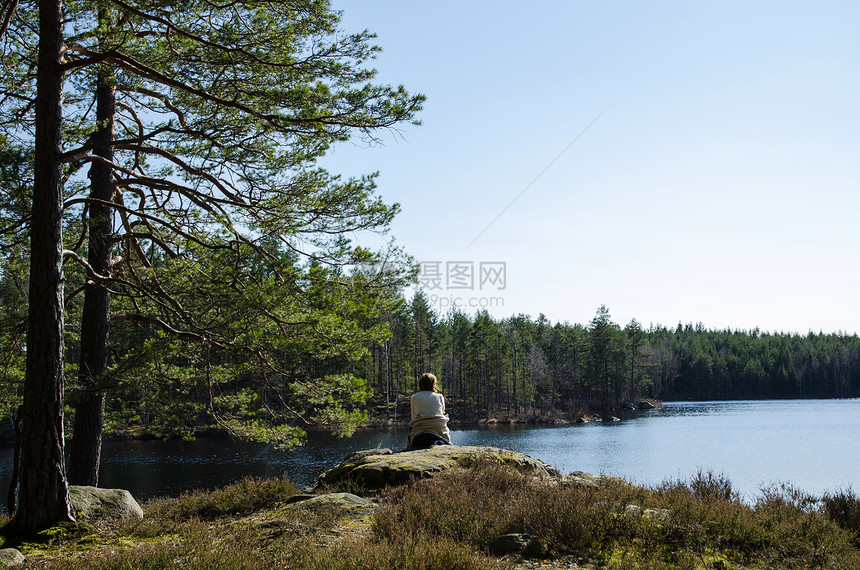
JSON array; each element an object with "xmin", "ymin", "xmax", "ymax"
[{"xmin": 418, "ymin": 372, "xmax": 438, "ymax": 392}]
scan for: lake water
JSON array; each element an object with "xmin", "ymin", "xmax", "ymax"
[{"xmin": 1, "ymin": 399, "xmax": 858, "ymax": 513}]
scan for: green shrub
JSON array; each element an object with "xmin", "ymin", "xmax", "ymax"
[
  {"xmin": 823, "ymin": 488, "xmax": 860, "ymax": 544},
  {"xmin": 143, "ymin": 475, "xmax": 296, "ymax": 521},
  {"xmin": 373, "ymin": 464, "xmax": 860, "ymax": 569}
]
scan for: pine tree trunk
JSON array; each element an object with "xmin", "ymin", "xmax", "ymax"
[
  {"xmin": 68, "ymin": 1, "xmax": 116, "ymax": 485},
  {"xmin": 69, "ymin": 62, "xmax": 115, "ymax": 486},
  {"xmin": 68, "ymin": 392, "xmax": 106, "ymax": 485},
  {"xmin": 7, "ymin": 0, "xmax": 74, "ymax": 532}
]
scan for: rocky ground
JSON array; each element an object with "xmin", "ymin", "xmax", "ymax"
[{"xmin": 2, "ymin": 445, "xmax": 611, "ymax": 568}]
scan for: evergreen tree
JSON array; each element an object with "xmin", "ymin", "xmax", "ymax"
[
  {"xmin": 624, "ymin": 318, "xmax": 645, "ymax": 402},
  {"xmin": 588, "ymin": 305, "xmax": 621, "ymax": 408},
  {"xmin": 1, "ymin": 0, "xmax": 422, "ymax": 528}
]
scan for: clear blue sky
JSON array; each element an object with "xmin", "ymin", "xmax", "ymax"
[{"xmin": 326, "ymin": 1, "xmax": 860, "ymax": 335}]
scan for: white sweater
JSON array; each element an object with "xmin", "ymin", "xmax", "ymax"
[{"xmin": 409, "ymin": 391, "xmax": 452, "ymax": 444}]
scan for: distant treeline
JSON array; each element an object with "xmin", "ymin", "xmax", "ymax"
[
  {"xmin": 3, "ymin": 285, "xmax": 857, "ymax": 440},
  {"xmin": 362, "ymin": 293, "xmax": 860, "ymax": 418}
]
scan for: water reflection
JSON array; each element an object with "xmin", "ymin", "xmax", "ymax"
[{"xmin": 96, "ymin": 430, "xmax": 408, "ymax": 501}]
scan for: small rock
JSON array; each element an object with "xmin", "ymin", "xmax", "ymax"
[
  {"xmin": 0, "ymin": 548, "xmax": 24, "ymax": 568},
  {"xmin": 560, "ymin": 471, "xmax": 629, "ymax": 488},
  {"xmin": 624, "ymin": 504, "xmax": 671, "ymax": 520},
  {"xmin": 487, "ymin": 533, "xmax": 548, "ymax": 558},
  {"xmin": 560, "ymin": 471, "xmax": 600, "ymax": 488},
  {"xmin": 290, "ymin": 492, "xmax": 376, "ymax": 518}
]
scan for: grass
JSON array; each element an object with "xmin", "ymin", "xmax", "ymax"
[{"xmin": 1, "ymin": 466, "xmax": 859, "ymax": 568}]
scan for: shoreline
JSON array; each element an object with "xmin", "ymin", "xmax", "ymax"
[{"xmin": 0, "ymin": 400, "xmax": 664, "ymax": 446}]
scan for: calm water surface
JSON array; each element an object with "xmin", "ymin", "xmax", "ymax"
[{"xmin": 1, "ymin": 399, "xmax": 858, "ymax": 512}]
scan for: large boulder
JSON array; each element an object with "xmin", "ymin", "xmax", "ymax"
[
  {"xmin": 69, "ymin": 486, "xmax": 144, "ymax": 521},
  {"xmin": 317, "ymin": 445, "xmax": 560, "ymax": 489}
]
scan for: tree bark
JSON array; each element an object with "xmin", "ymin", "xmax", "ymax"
[
  {"xmin": 67, "ymin": 391, "xmax": 106, "ymax": 486},
  {"xmin": 6, "ymin": 0, "xmax": 74, "ymax": 533},
  {"xmin": 68, "ymin": 61, "xmax": 115, "ymax": 487},
  {"xmin": 6, "ymin": 406, "xmax": 23, "ymax": 514}
]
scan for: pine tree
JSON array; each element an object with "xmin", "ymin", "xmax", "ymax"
[{"xmin": 1, "ymin": 0, "xmax": 422, "ymax": 528}]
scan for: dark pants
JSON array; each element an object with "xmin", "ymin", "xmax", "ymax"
[{"xmin": 410, "ymin": 432, "xmax": 448, "ymax": 449}]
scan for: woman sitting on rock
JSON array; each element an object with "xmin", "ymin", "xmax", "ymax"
[{"xmin": 408, "ymin": 373, "xmax": 452, "ymax": 449}]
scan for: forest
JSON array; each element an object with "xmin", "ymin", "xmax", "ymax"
[{"xmin": 362, "ymin": 295, "xmax": 860, "ymax": 420}]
